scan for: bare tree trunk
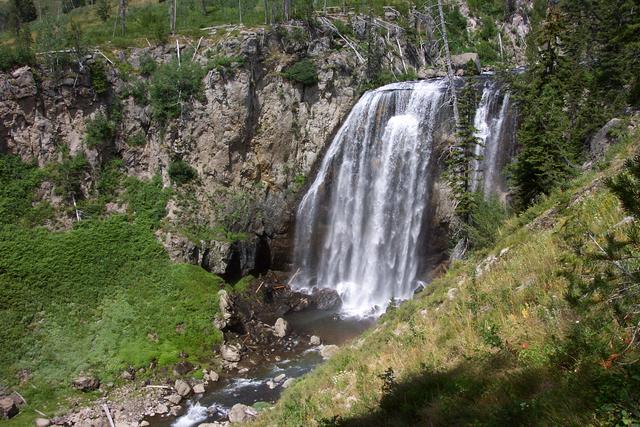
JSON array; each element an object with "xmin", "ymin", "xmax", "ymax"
[
  {"xmin": 283, "ymin": 0, "xmax": 290, "ymax": 20},
  {"xmin": 263, "ymin": 0, "xmax": 269, "ymax": 24},
  {"xmin": 171, "ymin": 0, "xmax": 177, "ymax": 34},
  {"xmin": 200, "ymin": 0, "xmax": 207, "ymax": 15},
  {"xmin": 238, "ymin": 0, "xmax": 242, "ymax": 24},
  {"xmin": 119, "ymin": 0, "xmax": 126, "ymax": 35},
  {"xmin": 437, "ymin": 0, "xmax": 459, "ymax": 127}
]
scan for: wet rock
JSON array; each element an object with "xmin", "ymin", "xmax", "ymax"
[
  {"xmin": 0, "ymin": 396, "xmax": 18, "ymax": 419},
  {"xmin": 139, "ymin": 422, "xmax": 150, "ymax": 427},
  {"xmin": 273, "ymin": 373, "xmax": 286, "ymax": 383},
  {"xmin": 165, "ymin": 394, "xmax": 182, "ymax": 405},
  {"xmin": 311, "ymin": 288, "xmax": 342, "ymax": 310},
  {"xmin": 273, "ymin": 317, "xmax": 289, "ymax": 337},
  {"xmin": 169, "ymin": 405, "xmax": 182, "ymax": 416},
  {"xmin": 193, "ymin": 383, "xmax": 205, "ymax": 394},
  {"xmin": 174, "ymin": 379, "xmax": 191, "ymax": 397},
  {"xmin": 282, "ymin": 378, "xmax": 295, "ymax": 388},
  {"xmin": 204, "ymin": 370, "xmax": 219, "ymax": 382},
  {"xmin": 309, "ymin": 335, "xmax": 322, "ymax": 346},
  {"xmin": 228, "ymin": 403, "xmax": 257, "ymax": 423},
  {"xmin": 72, "ymin": 376, "xmax": 100, "ymax": 392},
  {"xmin": 220, "ymin": 344, "xmax": 242, "ymax": 362},
  {"xmin": 320, "ymin": 345, "xmax": 339, "ymax": 360},
  {"xmin": 199, "ymin": 423, "xmax": 230, "ymax": 427},
  {"xmin": 266, "ymin": 380, "xmax": 276, "ymax": 389}
]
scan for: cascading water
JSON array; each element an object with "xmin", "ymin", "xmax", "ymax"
[
  {"xmin": 290, "ymin": 80, "xmax": 449, "ymax": 316},
  {"xmin": 470, "ymin": 80, "xmax": 514, "ymax": 198},
  {"xmin": 290, "ymin": 77, "xmax": 516, "ymax": 318}
]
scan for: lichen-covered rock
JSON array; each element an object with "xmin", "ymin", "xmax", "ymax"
[{"xmin": 228, "ymin": 403, "xmax": 257, "ymax": 423}]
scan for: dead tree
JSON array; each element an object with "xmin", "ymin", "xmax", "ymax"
[
  {"xmin": 437, "ymin": 0, "xmax": 459, "ymax": 128},
  {"xmin": 118, "ymin": 0, "xmax": 126, "ymax": 35}
]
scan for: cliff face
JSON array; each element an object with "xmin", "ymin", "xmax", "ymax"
[{"xmin": 0, "ymin": 25, "xmax": 401, "ymax": 278}]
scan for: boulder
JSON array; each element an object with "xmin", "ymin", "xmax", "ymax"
[
  {"xmin": 193, "ymin": 383, "xmax": 206, "ymax": 394},
  {"xmin": 205, "ymin": 370, "xmax": 219, "ymax": 382},
  {"xmin": 72, "ymin": 376, "xmax": 100, "ymax": 392},
  {"xmin": 174, "ymin": 379, "xmax": 192, "ymax": 397},
  {"xmin": 320, "ymin": 345, "xmax": 339, "ymax": 360},
  {"xmin": 273, "ymin": 373, "xmax": 286, "ymax": 383},
  {"xmin": 228, "ymin": 404, "xmax": 257, "ymax": 423},
  {"xmin": 273, "ymin": 318, "xmax": 289, "ymax": 338},
  {"xmin": 0, "ymin": 396, "xmax": 18, "ymax": 419},
  {"xmin": 589, "ymin": 118, "xmax": 623, "ymax": 160},
  {"xmin": 165, "ymin": 394, "xmax": 182, "ymax": 405},
  {"xmin": 450, "ymin": 52, "xmax": 481, "ymax": 74},
  {"xmin": 35, "ymin": 418, "xmax": 51, "ymax": 427},
  {"xmin": 173, "ymin": 361, "xmax": 194, "ymax": 376},
  {"xmin": 309, "ymin": 335, "xmax": 321, "ymax": 346},
  {"xmin": 282, "ymin": 378, "xmax": 295, "ymax": 388},
  {"xmin": 311, "ymin": 288, "xmax": 342, "ymax": 310},
  {"xmin": 155, "ymin": 403, "xmax": 169, "ymax": 414},
  {"xmin": 220, "ymin": 344, "xmax": 242, "ymax": 362}
]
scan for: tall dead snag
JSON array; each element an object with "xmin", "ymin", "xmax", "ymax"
[
  {"xmin": 437, "ymin": 0, "xmax": 459, "ymax": 128},
  {"xmin": 119, "ymin": 0, "xmax": 126, "ymax": 35}
]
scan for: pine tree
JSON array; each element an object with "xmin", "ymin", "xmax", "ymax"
[{"xmin": 12, "ymin": 0, "xmax": 37, "ymax": 24}]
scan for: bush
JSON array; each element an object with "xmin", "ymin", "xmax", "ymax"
[
  {"xmin": 139, "ymin": 54, "xmax": 157, "ymax": 76},
  {"xmin": 48, "ymin": 152, "xmax": 89, "ymax": 199},
  {"xmin": 0, "ymin": 29, "xmax": 36, "ymax": 72},
  {"xmin": 89, "ymin": 60, "xmax": 110, "ymax": 96},
  {"xmin": 125, "ymin": 131, "xmax": 146, "ymax": 147},
  {"xmin": 138, "ymin": 8, "xmax": 169, "ymax": 44},
  {"xmin": 149, "ymin": 60, "xmax": 206, "ymax": 122},
  {"xmin": 168, "ymin": 160, "xmax": 198, "ymax": 186},
  {"xmin": 282, "ymin": 58, "xmax": 318, "ymax": 86},
  {"xmin": 84, "ymin": 112, "xmax": 115, "ymax": 148},
  {"xmin": 95, "ymin": 0, "xmax": 110, "ymax": 21},
  {"xmin": 123, "ymin": 175, "xmax": 171, "ymax": 225},
  {"xmin": 464, "ymin": 193, "xmax": 509, "ymax": 251},
  {"xmin": 0, "ymin": 155, "xmax": 43, "ymax": 226}
]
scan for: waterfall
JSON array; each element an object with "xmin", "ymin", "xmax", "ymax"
[
  {"xmin": 470, "ymin": 81, "xmax": 513, "ymax": 198},
  {"xmin": 290, "ymin": 78, "xmax": 516, "ymax": 317},
  {"xmin": 290, "ymin": 80, "xmax": 448, "ymax": 317}
]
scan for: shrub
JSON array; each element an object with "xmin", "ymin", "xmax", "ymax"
[
  {"xmin": 89, "ymin": 60, "xmax": 110, "ymax": 96},
  {"xmin": 464, "ymin": 193, "xmax": 509, "ymax": 251},
  {"xmin": 95, "ymin": 0, "xmax": 110, "ymax": 21},
  {"xmin": 48, "ymin": 152, "xmax": 89, "ymax": 199},
  {"xmin": 138, "ymin": 8, "xmax": 169, "ymax": 44},
  {"xmin": 168, "ymin": 159, "xmax": 198, "ymax": 186},
  {"xmin": 125, "ymin": 131, "xmax": 146, "ymax": 147},
  {"xmin": 123, "ymin": 175, "xmax": 171, "ymax": 225},
  {"xmin": 149, "ymin": 60, "xmax": 206, "ymax": 122},
  {"xmin": 139, "ymin": 54, "xmax": 157, "ymax": 76},
  {"xmin": 126, "ymin": 80, "xmax": 148, "ymax": 105},
  {"xmin": 84, "ymin": 112, "xmax": 115, "ymax": 148},
  {"xmin": 0, "ymin": 29, "xmax": 36, "ymax": 72},
  {"xmin": 0, "ymin": 155, "xmax": 42, "ymax": 226},
  {"xmin": 208, "ymin": 55, "xmax": 245, "ymax": 72},
  {"xmin": 282, "ymin": 58, "xmax": 318, "ymax": 86}
]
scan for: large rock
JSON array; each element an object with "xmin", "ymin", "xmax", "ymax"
[
  {"xmin": 193, "ymin": 383, "xmax": 206, "ymax": 394},
  {"xmin": 311, "ymin": 288, "xmax": 342, "ymax": 310},
  {"xmin": 227, "ymin": 403, "xmax": 258, "ymax": 423},
  {"xmin": 220, "ymin": 344, "xmax": 242, "ymax": 362},
  {"xmin": 0, "ymin": 396, "xmax": 18, "ymax": 419},
  {"xmin": 309, "ymin": 335, "xmax": 322, "ymax": 346},
  {"xmin": 165, "ymin": 394, "xmax": 182, "ymax": 405},
  {"xmin": 320, "ymin": 345, "xmax": 339, "ymax": 360},
  {"xmin": 589, "ymin": 118, "xmax": 623, "ymax": 160},
  {"xmin": 450, "ymin": 52, "xmax": 481, "ymax": 74},
  {"xmin": 273, "ymin": 317, "xmax": 289, "ymax": 338},
  {"xmin": 71, "ymin": 376, "xmax": 100, "ymax": 392},
  {"xmin": 174, "ymin": 379, "xmax": 191, "ymax": 397},
  {"xmin": 35, "ymin": 418, "xmax": 51, "ymax": 427}
]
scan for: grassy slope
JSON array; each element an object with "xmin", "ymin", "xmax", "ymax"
[
  {"xmin": 252, "ymin": 134, "xmax": 640, "ymax": 426},
  {"xmin": 0, "ymin": 156, "xmax": 224, "ymax": 425}
]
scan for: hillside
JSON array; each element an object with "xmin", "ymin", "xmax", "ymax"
[{"xmin": 252, "ymin": 126, "xmax": 640, "ymax": 426}]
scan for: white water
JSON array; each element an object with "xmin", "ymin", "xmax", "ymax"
[
  {"xmin": 171, "ymin": 402, "xmax": 209, "ymax": 427},
  {"xmin": 470, "ymin": 82, "xmax": 512, "ymax": 197},
  {"xmin": 290, "ymin": 80, "xmax": 448, "ymax": 317}
]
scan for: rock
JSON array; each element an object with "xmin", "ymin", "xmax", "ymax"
[
  {"xmin": 170, "ymin": 405, "xmax": 182, "ymax": 416},
  {"xmin": 121, "ymin": 369, "xmax": 135, "ymax": 381},
  {"xmin": 205, "ymin": 370, "xmax": 219, "ymax": 382},
  {"xmin": 155, "ymin": 403, "xmax": 169, "ymax": 414},
  {"xmin": 273, "ymin": 318, "xmax": 289, "ymax": 338},
  {"xmin": 237, "ymin": 368, "xmax": 249, "ymax": 374},
  {"xmin": 220, "ymin": 344, "xmax": 242, "ymax": 362},
  {"xmin": 309, "ymin": 335, "xmax": 321, "ymax": 346},
  {"xmin": 273, "ymin": 373, "xmax": 286, "ymax": 383},
  {"xmin": 35, "ymin": 418, "xmax": 51, "ymax": 427},
  {"xmin": 589, "ymin": 118, "xmax": 623, "ymax": 160},
  {"xmin": 193, "ymin": 383, "xmax": 205, "ymax": 394},
  {"xmin": 139, "ymin": 422, "xmax": 150, "ymax": 427},
  {"xmin": 266, "ymin": 380, "xmax": 276, "ymax": 389},
  {"xmin": 173, "ymin": 361, "xmax": 194, "ymax": 376},
  {"xmin": 216, "ymin": 290, "xmax": 234, "ymax": 329},
  {"xmin": 311, "ymin": 288, "xmax": 342, "ymax": 310},
  {"xmin": 165, "ymin": 394, "xmax": 182, "ymax": 405},
  {"xmin": 199, "ymin": 423, "xmax": 230, "ymax": 427},
  {"xmin": 282, "ymin": 378, "xmax": 295, "ymax": 388},
  {"xmin": 174, "ymin": 379, "xmax": 191, "ymax": 397},
  {"xmin": 447, "ymin": 288, "xmax": 458, "ymax": 300},
  {"xmin": 0, "ymin": 396, "xmax": 18, "ymax": 419},
  {"xmin": 320, "ymin": 345, "xmax": 339, "ymax": 360},
  {"xmin": 228, "ymin": 404, "xmax": 258, "ymax": 423},
  {"xmin": 72, "ymin": 376, "xmax": 100, "ymax": 391},
  {"xmin": 450, "ymin": 52, "xmax": 481, "ymax": 74}
]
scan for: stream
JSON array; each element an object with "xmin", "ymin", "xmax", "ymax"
[{"xmin": 149, "ymin": 309, "xmax": 374, "ymax": 427}]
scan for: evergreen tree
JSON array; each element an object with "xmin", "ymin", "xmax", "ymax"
[{"xmin": 12, "ymin": 0, "xmax": 37, "ymax": 24}]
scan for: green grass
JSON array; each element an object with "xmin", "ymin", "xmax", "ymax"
[
  {"xmin": 0, "ymin": 154, "xmax": 225, "ymax": 424},
  {"xmin": 251, "ymin": 132, "xmax": 640, "ymax": 426}
]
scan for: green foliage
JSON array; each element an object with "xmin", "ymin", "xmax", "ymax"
[
  {"xmin": 123, "ymin": 175, "xmax": 171, "ymax": 226},
  {"xmin": 137, "ymin": 7, "xmax": 169, "ymax": 44},
  {"xmin": 125, "ymin": 131, "xmax": 147, "ymax": 147},
  {"xmin": 465, "ymin": 193, "xmax": 509, "ymax": 251},
  {"xmin": 126, "ymin": 80, "xmax": 148, "ymax": 105},
  {"xmin": 95, "ymin": 0, "xmax": 110, "ymax": 22},
  {"xmin": 89, "ymin": 60, "xmax": 110, "ymax": 96},
  {"xmin": 138, "ymin": 54, "xmax": 157, "ymax": 76},
  {"xmin": 0, "ymin": 27, "xmax": 35, "ymax": 71},
  {"xmin": 12, "ymin": 0, "xmax": 37, "ymax": 24},
  {"xmin": 0, "ymin": 155, "xmax": 43, "ymax": 226},
  {"xmin": 149, "ymin": 60, "xmax": 206, "ymax": 122},
  {"xmin": 208, "ymin": 54, "xmax": 245, "ymax": 72},
  {"xmin": 47, "ymin": 152, "xmax": 89, "ymax": 200},
  {"xmin": 281, "ymin": 58, "xmax": 318, "ymax": 86},
  {"xmin": 168, "ymin": 160, "xmax": 198, "ymax": 186},
  {"xmin": 84, "ymin": 111, "xmax": 116, "ymax": 148}
]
